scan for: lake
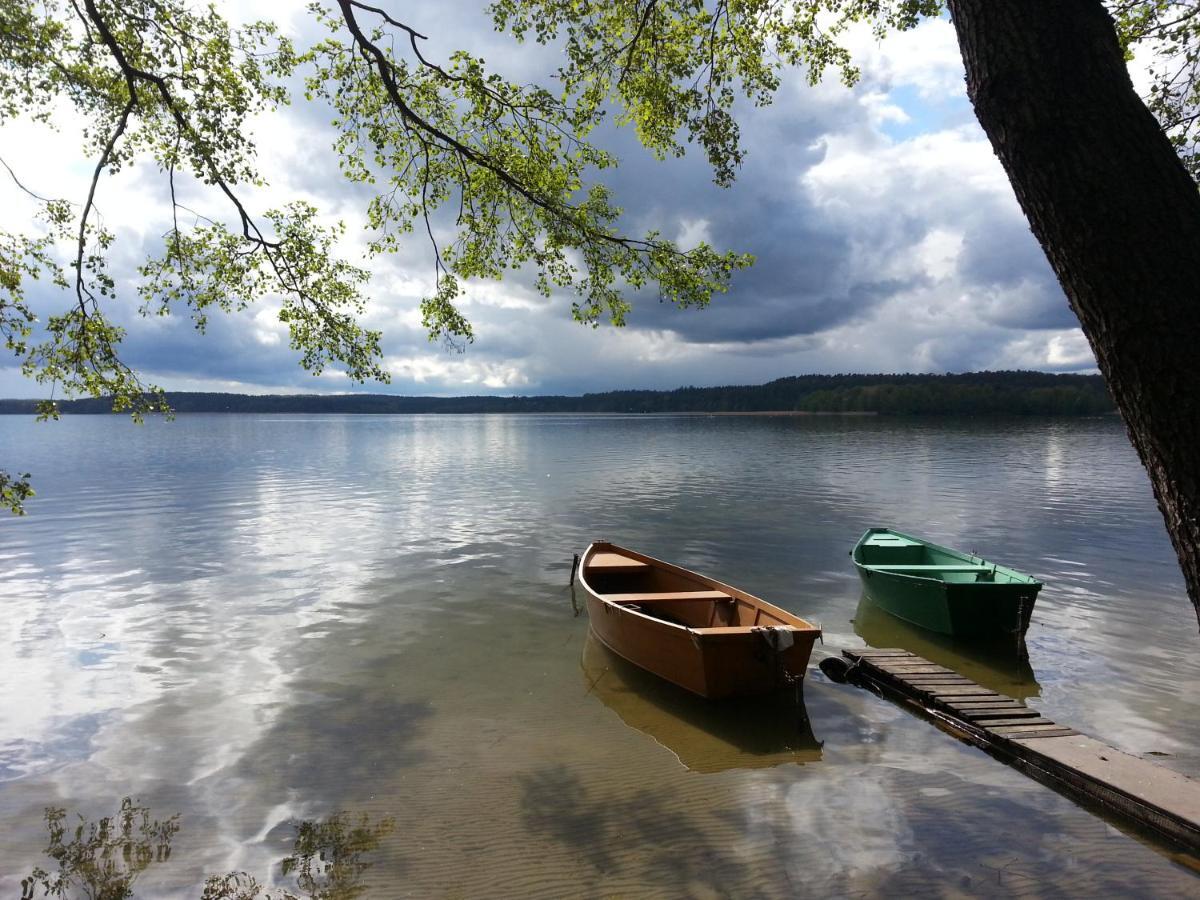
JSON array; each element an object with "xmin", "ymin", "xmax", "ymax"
[{"xmin": 1, "ymin": 413, "xmax": 1198, "ymax": 896}]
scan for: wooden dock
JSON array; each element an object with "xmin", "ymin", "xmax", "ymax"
[{"xmin": 839, "ymin": 648, "xmax": 1200, "ymax": 853}]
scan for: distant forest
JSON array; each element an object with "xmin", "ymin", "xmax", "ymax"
[{"xmin": 0, "ymin": 372, "xmax": 1114, "ymax": 416}]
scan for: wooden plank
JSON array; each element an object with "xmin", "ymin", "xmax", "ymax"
[
  {"xmin": 882, "ymin": 673, "xmax": 965, "ymax": 681},
  {"xmin": 946, "ymin": 702, "xmax": 1028, "ymax": 711},
  {"xmin": 872, "ymin": 659, "xmax": 953, "ymax": 668},
  {"xmin": 869, "ymin": 656, "xmax": 947, "ymax": 666},
  {"xmin": 692, "ymin": 626, "xmax": 754, "ymax": 636},
  {"xmin": 874, "ymin": 665, "xmax": 955, "ymax": 675},
  {"xmin": 851, "ymin": 649, "xmax": 914, "ymax": 658},
  {"xmin": 945, "ymin": 700, "xmax": 1022, "ymax": 710},
  {"xmin": 959, "ymin": 708, "xmax": 1042, "ymax": 721},
  {"xmin": 1014, "ymin": 735, "xmax": 1200, "ymax": 826},
  {"xmin": 605, "ymin": 590, "xmax": 731, "ymax": 603},
  {"xmin": 996, "ymin": 728, "xmax": 1080, "ymax": 740},
  {"xmin": 921, "ymin": 686, "xmax": 1000, "ymax": 697},
  {"xmin": 909, "ymin": 683, "xmax": 980, "ymax": 691},
  {"xmin": 873, "ymin": 564, "xmax": 993, "ymax": 572},
  {"xmin": 990, "ymin": 723, "xmax": 1079, "ymax": 736},
  {"xmin": 989, "ymin": 722, "xmax": 1071, "ymax": 733},
  {"xmin": 587, "ymin": 552, "xmax": 649, "ymax": 572},
  {"xmin": 978, "ymin": 717, "xmax": 1057, "ymax": 728},
  {"xmin": 902, "ymin": 676, "xmax": 975, "ymax": 684}
]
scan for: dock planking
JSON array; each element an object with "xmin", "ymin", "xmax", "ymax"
[{"xmin": 840, "ymin": 648, "xmax": 1200, "ymax": 854}]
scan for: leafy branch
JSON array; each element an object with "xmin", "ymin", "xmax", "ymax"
[
  {"xmin": 306, "ymin": 0, "xmax": 750, "ymax": 343},
  {"xmin": 1115, "ymin": 0, "xmax": 1200, "ymax": 181}
]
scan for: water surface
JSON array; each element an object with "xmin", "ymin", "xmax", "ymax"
[{"xmin": 1, "ymin": 413, "xmax": 1198, "ymax": 896}]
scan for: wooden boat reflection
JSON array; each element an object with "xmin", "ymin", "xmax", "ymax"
[
  {"xmin": 853, "ymin": 594, "xmax": 1041, "ymax": 701},
  {"xmin": 581, "ymin": 632, "xmax": 822, "ymax": 773},
  {"xmin": 578, "ymin": 541, "xmax": 821, "ymax": 698}
]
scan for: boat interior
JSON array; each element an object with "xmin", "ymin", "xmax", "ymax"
[
  {"xmin": 584, "ymin": 550, "xmax": 799, "ymax": 630},
  {"xmin": 858, "ymin": 531, "xmax": 1021, "ymax": 584}
]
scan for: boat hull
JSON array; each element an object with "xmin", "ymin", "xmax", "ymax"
[
  {"xmin": 855, "ymin": 568, "xmax": 1037, "ymax": 637},
  {"xmin": 579, "ymin": 543, "xmax": 820, "ymax": 699},
  {"xmin": 852, "ymin": 528, "xmax": 1041, "ymax": 639}
]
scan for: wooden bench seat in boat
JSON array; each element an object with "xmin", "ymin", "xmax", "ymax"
[
  {"xmin": 586, "ymin": 552, "xmax": 650, "ymax": 573},
  {"xmin": 603, "ymin": 590, "xmax": 732, "ymax": 604},
  {"xmin": 873, "ymin": 565, "xmax": 993, "ymax": 572},
  {"xmin": 691, "ymin": 628, "xmax": 792, "ymax": 638},
  {"xmin": 692, "ymin": 625, "xmax": 803, "ymax": 642}
]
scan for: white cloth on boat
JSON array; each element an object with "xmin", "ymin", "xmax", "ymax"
[{"xmin": 753, "ymin": 625, "xmax": 795, "ymax": 651}]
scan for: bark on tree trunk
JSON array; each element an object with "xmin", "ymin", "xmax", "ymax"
[{"xmin": 945, "ymin": 0, "xmax": 1200, "ymax": 627}]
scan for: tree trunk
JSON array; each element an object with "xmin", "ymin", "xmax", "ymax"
[{"xmin": 945, "ymin": 0, "xmax": 1200, "ymax": 626}]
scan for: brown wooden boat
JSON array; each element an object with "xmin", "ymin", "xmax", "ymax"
[{"xmin": 577, "ymin": 541, "xmax": 821, "ymax": 699}]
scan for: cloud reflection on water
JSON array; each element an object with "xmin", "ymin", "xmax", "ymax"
[{"xmin": 1, "ymin": 414, "xmax": 1198, "ymax": 894}]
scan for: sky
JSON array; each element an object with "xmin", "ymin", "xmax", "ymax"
[{"xmin": 0, "ymin": 1, "xmax": 1108, "ymax": 398}]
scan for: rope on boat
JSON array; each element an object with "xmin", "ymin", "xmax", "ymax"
[{"xmin": 569, "ymin": 553, "xmax": 580, "ymax": 586}]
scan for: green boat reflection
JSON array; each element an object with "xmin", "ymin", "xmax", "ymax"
[
  {"xmin": 580, "ymin": 632, "xmax": 822, "ymax": 773},
  {"xmin": 852, "ymin": 593, "xmax": 1042, "ymax": 701}
]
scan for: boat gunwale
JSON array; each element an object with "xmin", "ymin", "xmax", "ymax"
[{"xmin": 579, "ymin": 541, "xmax": 820, "ymax": 636}]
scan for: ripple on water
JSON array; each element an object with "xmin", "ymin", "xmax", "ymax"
[{"xmin": 0, "ymin": 413, "xmax": 1197, "ymax": 895}]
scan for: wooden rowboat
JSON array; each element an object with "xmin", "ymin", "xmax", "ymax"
[
  {"xmin": 851, "ymin": 528, "xmax": 1042, "ymax": 639},
  {"xmin": 577, "ymin": 542, "xmax": 821, "ymax": 699}
]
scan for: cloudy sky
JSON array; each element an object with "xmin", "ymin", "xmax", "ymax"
[{"xmin": 0, "ymin": 1, "xmax": 1104, "ymax": 398}]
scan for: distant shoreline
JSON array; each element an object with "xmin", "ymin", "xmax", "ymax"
[
  {"xmin": 0, "ymin": 371, "xmax": 1114, "ymax": 417},
  {"xmin": 0, "ymin": 407, "xmax": 883, "ymax": 417}
]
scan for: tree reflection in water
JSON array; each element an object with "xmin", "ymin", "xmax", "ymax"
[
  {"xmin": 20, "ymin": 800, "xmax": 394, "ymax": 899},
  {"xmin": 20, "ymin": 798, "xmax": 178, "ymax": 900},
  {"xmin": 204, "ymin": 813, "xmax": 395, "ymax": 900}
]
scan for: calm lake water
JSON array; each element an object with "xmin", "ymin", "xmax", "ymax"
[{"xmin": 1, "ymin": 413, "xmax": 1199, "ymax": 896}]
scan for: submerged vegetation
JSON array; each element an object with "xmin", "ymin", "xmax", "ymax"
[
  {"xmin": 20, "ymin": 799, "xmax": 394, "ymax": 900},
  {"xmin": 0, "ymin": 371, "xmax": 1114, "ymax": 417}
]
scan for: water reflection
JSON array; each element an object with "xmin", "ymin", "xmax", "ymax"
[
  {"xmin": 205, "ymin": 811, "xmax": 395, "ymax": 900},
  {"xmin": 20, "ymin": 797, "xmax": 178, "ymax": 900},
  {"xmin": 19, "ymin": 798, "xmax": 393, "ymax": 900},
  {"xmin": 853, "ymin": 594, "xmax": 1041, "ymax": 700},
  {"xmin": 4, "ymin": 414, "xmax": 1200, "ymax": 895},
  {"xmin": 580, "ymin": 634, "xmax": 822, "ymax": 772}
]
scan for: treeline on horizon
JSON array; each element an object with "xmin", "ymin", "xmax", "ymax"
[{"xmin": 0, "ymin": 372, "xmax": 1114, "ymax": 416}]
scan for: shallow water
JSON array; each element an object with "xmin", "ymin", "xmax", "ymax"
[{"xmin": 1, "ymin": 413, "xmax": 1198, "ymax": 896}]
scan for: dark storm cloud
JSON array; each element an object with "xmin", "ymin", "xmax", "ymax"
[
  {"xmin": 958, "ymin": 218, "xmax": 1077, "ymax": 330},
  {"xmin": 584, "ymin": 87, "xmax": 910, "ymax": 345},
  {"xmin": 119, "ymin": 316, "xmax": 303, "ymax": 384}
]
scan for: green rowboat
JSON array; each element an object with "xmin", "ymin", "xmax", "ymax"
[{"xmin": 851, "ymin": 528, "xmax": 1042, "ymax": 639}]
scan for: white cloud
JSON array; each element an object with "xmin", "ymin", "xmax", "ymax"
[
  {"xmin": 914, "ymin": 228, "xmax": 963, "ymax": 281},
  {"xmin": 676, "ymin": 217, "xmax": 713, "ymax": 250},
  {"xmin": 383, "ymin": 354, "xmax": 531, "ymax": 391},
  {"xmin": 860, "ymin": 90, "xmax": 912, "ymax": 128},
  {"xmin": 997, "ymin": 330, "xmax": 1096, "ymax": 371},
  {"xmin": 846, "ymin": 17, "xmax": 967, "ymax": 100}
]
